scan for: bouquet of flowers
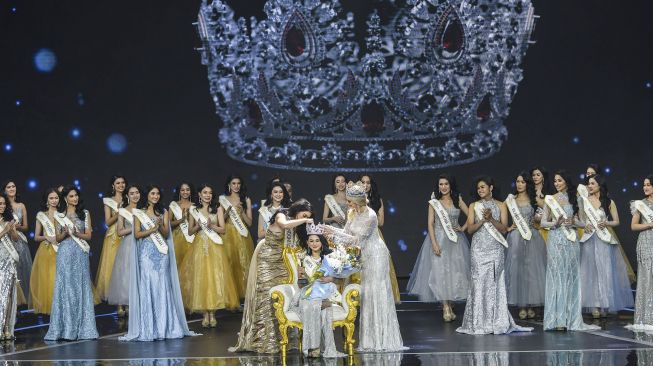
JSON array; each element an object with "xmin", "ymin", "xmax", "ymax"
[{"xmin": 302, "ymin": 244, "xmax": 361, "ymax": 301}]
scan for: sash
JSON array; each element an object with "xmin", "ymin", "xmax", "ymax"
[
  {"xmin": 0, "ymin": 221, "xmax": 19, "ymax": 262},
  {"xmin": 428, "ymin": 199, "xmax": 458, "ymax": 242},
  {"xmin": 189, "ymin": 207, "xmax": 223, "ymax": 244},
  {"xmin": 325, "ymin": 194, "xmax": 346, "ymax": 220},
  {"xmin": 505, "ymin": 194, "xmax": 533, "ymax": 241},
  {"xmin": 577, "ymin": 184, "xmax": 614, "ymax": 243},
  {"xmin": 284, "ymin": 227, "xmax": 297, "ymax": 248},
  {"xmin": 544, "ymin": 195, "xmax": 577, "ymax": 242},
  {"xmin": 53, "ymin": 212, "xmax": 90, "ymax": 252},
  {"xmin": 36, "ymin": 212, "xmax": 59, "ymax": 252},
  {"xmin": 12, "ymin": 213, "xmax": 28, "ymax": 243},
  {"xmin": 635, "ymin": 200, "xmax": 653, "ymax": 224},
  {"xmin": 303, "ymin": 256, "xmax": 321, "ymax": 279},
  {"xmin": 132, "ymin": 209, "xmax": 168, "ymax": 255},
  {"xmin": 219, "ymin": 195, "xmax": 249, "ymax": 237},
  {"xmin": 103, "ymin": 197, "xmax": 119, "ymax": 212},
  {"xmin": 169, "ymin": 201, "xmax": 195, "ymax": 243},
  {"xmin": 118, "ymin": 208, "xmax": 133, "ymax": 224},
  {"xmin": 473, "ymin": 201, "xmax": 508, "ymax": 248}
]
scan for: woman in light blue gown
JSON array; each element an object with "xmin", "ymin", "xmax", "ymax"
[
  {"xmin": 45, "ymin": 186, "xmax": 98, "ymax": 341},
  {"xmin": 540, "ymin": 171, "xmax": 599, "ymax": 331},
  {"xmin": 120, "ymin": 184, "xmax": 195, "ymax": 342}
]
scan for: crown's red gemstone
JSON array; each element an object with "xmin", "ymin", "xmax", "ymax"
[
  {"xmin": 361, "ymin": 101, "xmax": 385, "ymax": 134},
  {"xmin": 285, "ymin": 25, "xmax": 306, "ymax": 57},
  {"xmin": 442, "ymin": 19, "xmax": 463, "ymax": 52},
  {"xmin": 476, "ymin": 94, "xmax": 491, "ymax": 121},
  {"xmin": 246, "ymin": 99, "xmax": 263, "ymax": 128}
]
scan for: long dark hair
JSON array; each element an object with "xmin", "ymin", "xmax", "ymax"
[
  {"xmin": 106, "ymin": 174, "xmax": 128, "ymax": 198},
  {"xmin": 263, "ymin": 182, "xmax": 291, "ymax": 208},
  {"xmin": 530, "ymin": 166, "xmax": 553, "ymax": 198},
  {"xmin": 358, "ymin": 174, "xmax": 382, "ymax": 212},
  {"xmin": 0, "ymin": 193, "xmax": 14, "ymax": 222},
  {"xmin": 196, "ymin": 183, "xmax": 219, "ymax": 214},
  {"xmin": 137, "ymin": 184, "xmax": 166, "ymax": 216},
  {"xmin": 173, "ymin": 181, "xmax": 196, "ymax": 202},
  {"xmin": 58, "ymin": 185, "xmax": 87, "ymax": 221},
  {"xmin": 433, "ymin": 173, "xmax": 461, "ymax": 209},
  {"xmin": 553, "ymin": 170, "xmax": 579, "ymax": 215},
  {"xmin": 585, "ymin": 163, "xmax": 602, "ymax": 178},
  {"xmin": 471, "ymin": 175, "xmax": 498, "ymax": 202},
  {"xmin": 331, "ymin": 174, "xmax": 348, "ymax": 194},
  {"xmin": 263, "ymin": 174, "xmax": 282, "ymax": 203},
  {"xmin": 122, "ymin": 184, "xmax": 141, "ymax": 208},
  {"xmin": 2, "ymin": 180, "xmax": 21, "ymax": 203},
  {"xmin": 513, "ymin": 171, "xmax": 538, "ymax": 210},
  {"xmin": 305, "ymin": 234, "xmax": 333, "ymax": 258},
  {"xmin": 40, "ymin": 187, "xmax": 60, "ymax": 211},
  {"xmin": 224, "ymin": 174, "xmax": 248, "ymax": 207},
  {"xmin": 270, "ymin": 198, "xmax": 313, "ymax": 248},
  {"xmin": 588, "ymin": 174, "xmax": 612, "ymax": 220},
  {"xmin": 645, "ymin": 175, "xmax": 653, "ymax": 197}
]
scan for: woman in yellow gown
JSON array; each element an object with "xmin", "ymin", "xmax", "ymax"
[
  {"xmin": 218, "ymin": 175, "xmax": 254, "ymax": 299},
  {"xmin": 30, "ymin": 188, "xmax": 64, "ymax": 314},
  {"xmin": 180, "ymin": 184, "xmax": 239, "ymax": 328},
  {"xmin": 94, "ymin": 175, "xmax": 126, "ymax": 302},
  {"xmin": 170, "ymin": 182, "xmax": 195, "ymax": 271},
  {"xmin": 359, "ymin": 174, "xmax": 401, "ymax": 304}
]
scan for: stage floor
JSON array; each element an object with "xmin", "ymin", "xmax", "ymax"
[{"xmin": 1, "ymin": 298, "xmax": 652, "ymax": 365}]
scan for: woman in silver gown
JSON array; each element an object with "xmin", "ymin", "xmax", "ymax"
[
  {"xmin": 456, "ymin": 176, "xmax": 532, "ymax": 335},
  {"xmin": 0, "ymin": 193, "xmax": 20, "ymax": 341}
]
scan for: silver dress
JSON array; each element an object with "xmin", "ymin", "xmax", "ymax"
[
  {"xmin": 456, "ymin": 200, "xmax": 532, "ymax": 335},
  {"xmin": 505, "ymin": 204, "xmax": 547, "ymax": 307},
  {"xmin": 0, "ymin": 232, "xmax": 19, "ymax": 337},
  {"xmin": 107, "ymin": 220, "xmax": 133, "ymax": 305},
  {"xmin": 407, "ymin": 205, "xmax": 470, "ymax": 302},
  {"xmin": 627, "ymin": 200, "xmax": 653, "ymax": 330}
]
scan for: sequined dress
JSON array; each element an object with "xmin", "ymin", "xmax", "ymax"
[
  {"xmin": 579, "ymin": 204, "xmax": 634, "ymax": 312},
  {"xmin": 13, "ymin": 207, "xmax": 32, "ymax": 300},
  {"xmin": 0, "ymin": 230, "xmax": 19, "ymax": 337},
  {"xmin": 505, "ymin": 204, "xmax": 547, "ymax": 307},
  {"xmin": 332, "ymin": 207, "xmax": 407, "ymax": 352},
  {"xmin": 456, "ymin": 200, "xmax": 532, "ymax": 335},
  {"xmin": 541, "ymin": 193, "xmax": 599, "ymax": 331},
  {"xmin": 229, "ymin": 228, "xmax": 288, "ymax": 353},
  {"xmin": 222, "ymin": 205, "xmax": 254, "ymax": 298},
  {"xmin": 107, "ymin": 219, "xmax": 133, "ymax": 305},
  {"xmin": 179, "ymin": 213, "xmax": 240, "ymax": 312},
  {"xmin": 407, "ymin": 204, "xmax": 470, "ymax": 302},
  {"xmin": 627, "ymin": 200, "xmax": 653, "ymax": 331},
  {"xmin": 29, "ymin": 212, "xmax": 58, "ymax": 314},
  {"xmin": 45, "ymin": 213, "xmax": 98, "ymax": 340}
]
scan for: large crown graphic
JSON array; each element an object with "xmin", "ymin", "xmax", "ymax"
[{"xmin": 196, "ymin": 0, "xmax": 536, "ymax": 172}]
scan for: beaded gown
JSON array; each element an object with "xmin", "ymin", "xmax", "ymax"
[
  {"xmin": 579, "ymin": 204, "xmax": 634, "ymax": 313},
  {"xmin": 407, "ymin": 204, "xmax": 470, "ymax": 302},
  {"xmin": 229, "ymin": 228, "xmax": 288, "ymax": 353},
  {"xmin": 541, "ymin": 193, "xmax": 599, "ymax": 331},
  {"xmin": 120, "ymin": 213, "xmax": 195, "ymax": 341},
  {"xmin": 107, "ymin": 219, "xmax": 133, "ymax": 305},
  {"xmin": 29, "ymin": 213, "xmax": 58, "ymax": 314},
  {"xmin": 456, "ymin": 200, "xmax": 532, "ymax": 335},
  {"xmin": 95, "ymin": 200, "xmax": 122, "ymax": 301},
  {"xmin": 13, "ymin": 207, "xmax": 32, "ymax": 301},
  {"xmin": 331, "ymin": 207, "xmax": 407, "ymax": 352},
  {"xmin": 179, "ymin": 213, "xmax": 239, "ymax": 313},
  {"xmin": 505, "ymin": 204, "xmax": 547, "ymax": 307},
  {"xmin": 45, "ymin": 213, "xmax": 98, "ymax": 340},
  {"xmin": 627, "ymin": 200, "xmax": 653, "ymax": 331},
  {"xmin": 0, "ymin": 230, "xmax": 19, "ymax": 338},
  {"xmin": 222, "ymin": 205, "xmax": 254, "ymax": 298}
]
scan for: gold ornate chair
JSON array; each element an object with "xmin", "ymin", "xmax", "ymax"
[{"xmin": 269, "ymin": 249, "xmax": 361, "ymax": 359}]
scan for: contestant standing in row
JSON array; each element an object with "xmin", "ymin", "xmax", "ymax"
[
  {"xmin": 3, "ymin": 180, "xmax": 32, "ymax": 300},
  {"xmin": 628, "ymin": 175, "xmax": 653, "ymax": 331},
  {"xmin": 0, "ymin": 193, "xmax": 21, "ymax": 341},
  {"xmin": 30, "ymin": 188, "xmax": 60, "ymax": 314},
  {"xmin": 170, "ymin": 182, "xmax": 195, "ymax": 271}
]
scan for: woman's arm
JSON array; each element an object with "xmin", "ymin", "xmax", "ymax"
[
  {"xmin": 377, "ymin": 199, "xmax": 385, "ymax": 227},
  {"xmin": 74, "ymin": 213, "xmax": 93, "ymax": 241},
  {"xmin": 117, "ymin": 216, "xmax": 132, "ymax": 237},
  {"xmin": 243, "ymin": 198, "xmax": 253, "ymax": 227},
  {"xmin": 159, "ymin": 211, "xmax": 170, "ymax": 238},
  {"xmin": 466, "ymin": 203, "xmax": 483, "ymax": 234},
  {"xmin": 275, "ymin": 213, "xmax": 312, "ymax": 230},
  {"xmin": 17, "ymin": 203, "xmax": 29, "ymax": 233},
  {"xmin": 427, "ymin": 205, "xmax": 440, "ymax": 256},
  {"xmin": 104, "ymin": 203, "xmax": 119, "ymax": 227},
  {"xmin": 257, "ymin": 212, "xmax": 266, "ymax": 239}
]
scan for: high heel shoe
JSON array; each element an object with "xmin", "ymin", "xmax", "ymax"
[
  {"xmin": 592, "ymin": 309, "xmax": 601, "ymax": 319},
  {"xmin": 443, "ymin": 306, "xmax": 452, "ymax": 322},
  {"xmin": 527, "ymin": 308, "xmax": 536, "ymax": 319},
  {"xmin": 117, "ymin": 306, "xmax": 125, "ymax": 318},
  {"xmin": 519, "ymin": 309, "xmax": 527, "ymax": 320},
  {"xmin": 202, "ymin": 314, "xmax": 210, "ymax": 328},
  {"xmin": 209, "ymin": 314, "xmax": 217, "ymax": 328}
]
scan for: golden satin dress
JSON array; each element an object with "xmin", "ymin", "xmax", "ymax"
[
  {"xmin": 94, "ymin": 217, "xmax": 121, "ymax": 301},
  {"xmin": 172, "ymin": 225, "xmax": 192, "ymax": 273},
  {"xmin": 179, "ymin": 213, "xmax": 240, "ymax": 312},
  {"xmin": 29, "ymin": 241, "xmax": 57, "ymax": 314},
  {"xmin": 229, "ymin": 229, "xmax": 288, "ymax": 354},
  {"xmin": 222, "ymin": 206, "xmax": 254, "ymax": 298}
]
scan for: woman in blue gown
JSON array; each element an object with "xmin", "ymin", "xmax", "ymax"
[
  {"xmin": 45, "ymin": 186, "xmax": 98, "ymax": 341},
  {"xmin": 120, "ymin": 184, "xmax": 196, "ymax": 341}
]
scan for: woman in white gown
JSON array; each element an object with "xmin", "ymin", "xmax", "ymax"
[{"xmin": 321, "ymin": 181, "xmax": 407, "ymax": 352}]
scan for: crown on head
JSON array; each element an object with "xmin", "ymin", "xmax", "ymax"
[
  {"xmin": 346, "ymin": 181, "xmax": 367, "ymax": 199},
  {"xmin": 196, "ymin": 0, "xmax": 536, "ymax": 172},
  {"xmin": 306, "ymin": 223, "xmax": 324, "ymax": 235}
]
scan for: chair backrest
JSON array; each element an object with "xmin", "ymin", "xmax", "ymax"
[{"xmin": 282, "ymin": 247, "xmax": 299, "ymax": 286}]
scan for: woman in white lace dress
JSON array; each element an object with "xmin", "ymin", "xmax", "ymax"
[{"xmin": 321, "ymin": 181, "xmax": 407, "ymax": 352}]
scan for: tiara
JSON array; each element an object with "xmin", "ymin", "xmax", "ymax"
[
  {"xmin": 345, "ymin": 181, "xmax": 367, "ymax": 199},
  {"xmin": 196, "ymin": 0, "xmax": 536, "ymax": 172},
  {"xmin": 306, "ymin": 223, "xmax": 324, "ymax": 235}
]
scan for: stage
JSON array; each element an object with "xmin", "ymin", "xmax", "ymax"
[{"xmin": 1, "ymin": 292, "xmax": 650, "ymax": 366}]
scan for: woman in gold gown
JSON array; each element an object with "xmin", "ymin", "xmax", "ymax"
[
  {"xmin": 170, "ymin": 182, "xmax": 196, "ymax": 271},
  {"xmin": 180, "ymin": 184, "xmax": 239, "ymax": 328},
  {"xmin": 229, "ymin": 199, "xmax": 313, "ymax": 354},
  {"xmin": 95, "ymin": 175, "xmax": 126, "ymax": 302},
  {"xmin": 218, "ymin": 175, "xmax": 254, "ymax": 299},
  {"xmin": 30, "ymin": 188, "xmax": 63, "ymax": 314}
]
